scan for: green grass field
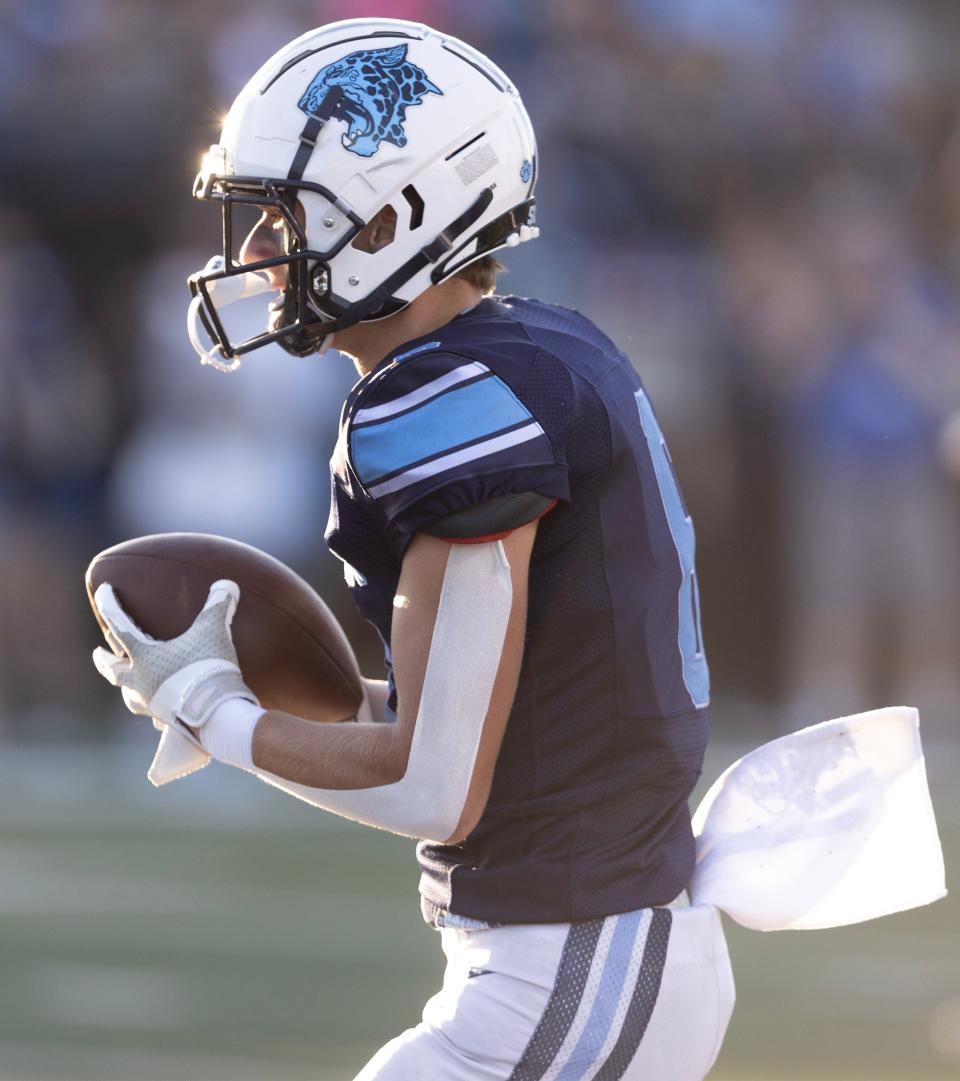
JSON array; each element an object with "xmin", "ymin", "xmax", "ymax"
[{"xmin": 0, "ymin": 729, "xmax": 956, "ymax": 1081}]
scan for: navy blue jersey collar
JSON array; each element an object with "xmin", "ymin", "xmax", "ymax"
[{"xmin": 359, "ymin": 296, "xmax": 510, "ymax": 381}]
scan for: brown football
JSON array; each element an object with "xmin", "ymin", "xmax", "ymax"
[{"xmin": 86, "ymin": 533, "xmax": 363, "ymax": 723}]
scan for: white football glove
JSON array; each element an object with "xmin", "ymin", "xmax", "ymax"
[{"xmin": 92, "ymin": 580, "xmax": 259, "ymax": 786}]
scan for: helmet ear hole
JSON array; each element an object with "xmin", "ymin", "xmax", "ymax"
[
  {"xmin": 351, "ymin": 204, "xmax": 398, "ymax": 253},
  {"xmin": 402, "ymin": 185, "xmax": 425, "ymax": 230}
]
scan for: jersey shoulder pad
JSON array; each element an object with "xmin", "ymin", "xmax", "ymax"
[
  {"xmin": 349, "ymin": 348, "xmax": 549, "ymax": 497},
  {"xmin": 347, "ymin": 347, "xmax": 567, "ymax": 531}
]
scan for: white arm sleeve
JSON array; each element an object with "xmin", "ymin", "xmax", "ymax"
[{"xmin": 209, "ymin": 541, "xmax": 513, "ymax": 843}]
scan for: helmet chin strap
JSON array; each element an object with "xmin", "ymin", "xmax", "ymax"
[
  {"xmin": 288, "ymin": 85, "xmax": 346, "ymax": 182},
  {"xmin": 269, "ymin": 185, "xmax": 495, "ymax": 359}
]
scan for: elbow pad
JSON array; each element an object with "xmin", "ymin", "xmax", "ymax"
[{"xmin": 253, "ymin": 541, "xmax": 513, "ymax": 841}]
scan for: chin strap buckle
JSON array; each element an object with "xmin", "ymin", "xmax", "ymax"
[{"xmin": 420, "ymin": 230, "xmax": 455, "ymax": 263}]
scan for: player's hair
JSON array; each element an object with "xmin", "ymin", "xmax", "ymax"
[{"xmin": 455, "ymin": 255, "xmax": 505, "ymax": 295}]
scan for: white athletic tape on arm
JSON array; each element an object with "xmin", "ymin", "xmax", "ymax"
[
  {"xmin": 251, "ymin": 541, "xmax": 513, "ymax": 842},
  {"xmin": 199, "ymin": 697, "xmax": 263, "ymax": 772},
  {"xmin": 689, "ymin": 706, "xmax": 947, "ymax": 930}
]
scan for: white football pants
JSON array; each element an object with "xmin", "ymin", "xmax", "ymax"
[{"xmin": 355, "ymin": 898, "xmax": 734, "ymax": 1081}]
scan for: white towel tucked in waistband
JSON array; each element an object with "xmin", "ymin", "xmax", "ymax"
[{"xmin": 689, "ymin": 706, "xmax": 946, "ymax": 931}]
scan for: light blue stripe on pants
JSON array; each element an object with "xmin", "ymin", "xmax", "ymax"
[{"xmin": 354, "ymin": 899, "xmax": 734, "ymax": 1081}]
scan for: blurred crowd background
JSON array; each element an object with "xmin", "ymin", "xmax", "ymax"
[
  {"xmin": 1, "ymin": 3, "xmax": 959, "ymax": 1080},
  {"xmin": 3, "ymin": 0, "xmax": 960, "ymax": 740}
]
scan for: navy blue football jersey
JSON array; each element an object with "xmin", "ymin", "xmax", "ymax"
[{"xmin": 325, "ymin": 296, "xmax": 710, "ymax": 925}]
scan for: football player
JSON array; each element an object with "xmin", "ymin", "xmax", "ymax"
[{"xmin": 93, "ymin": 19, "xmax": 735, "ymax": 1080}]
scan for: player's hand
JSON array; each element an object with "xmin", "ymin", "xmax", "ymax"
[{"xmin": 92, "ymin": 579, "xmax": 259, "ymax": 731}]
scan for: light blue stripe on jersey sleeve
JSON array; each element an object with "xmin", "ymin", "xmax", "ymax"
[
  {"xmin": 351, "ymin": 375, "xmax": 532, "ymax": 484},
  {"xmin": 393, "ymin": 340, "xmax": 440, "ymax": 363}
]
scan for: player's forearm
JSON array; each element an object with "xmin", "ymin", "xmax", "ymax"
[
  {"xmin": 185, "ymin": 674, "xmax": 397, "ymax": 789},
  {"xmin": 187, "ymin": 540, "xmax": 518, "ymax": 843},
  {"xmin": 251, "ymin": 706, "xmax": 409, "ymax": 790}
]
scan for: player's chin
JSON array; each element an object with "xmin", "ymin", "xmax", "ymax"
[{"xmin": 268, "ymin": 297, "xmax": 331, "ymax": 357}]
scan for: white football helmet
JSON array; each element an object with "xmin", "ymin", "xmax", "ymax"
[{"xmin": 187, "ymin": 18, "xmax": 539, "ymax": 370}]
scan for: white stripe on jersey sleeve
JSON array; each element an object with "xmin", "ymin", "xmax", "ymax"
[
  {"xmin": 367, "ymin": 421, "xmax": 545, "ymax": 498},
  {"xmin": 354, "ymin": 362, "xmax": 489, "ymax": 426}
]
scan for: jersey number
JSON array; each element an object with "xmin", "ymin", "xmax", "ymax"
[{"xmin": 634, "ymin": 389, "xmax": 710, "ymax": 708}]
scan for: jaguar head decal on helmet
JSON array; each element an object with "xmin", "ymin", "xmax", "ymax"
[
  {"xmin": 186, "ymin": 18, "xmax": 539, "ymax": 371},
  {"xmin": 298, "ymin": 44, "xmax": 442, "ymax": 158}
]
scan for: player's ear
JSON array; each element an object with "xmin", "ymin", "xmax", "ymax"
[
  {"xmin": 352, "ymin": 205, "xmax": 397, "ymax": 253},
  {"xmin": 371, "ymin": 206, "xmax": 397, "ymax": 250}
]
